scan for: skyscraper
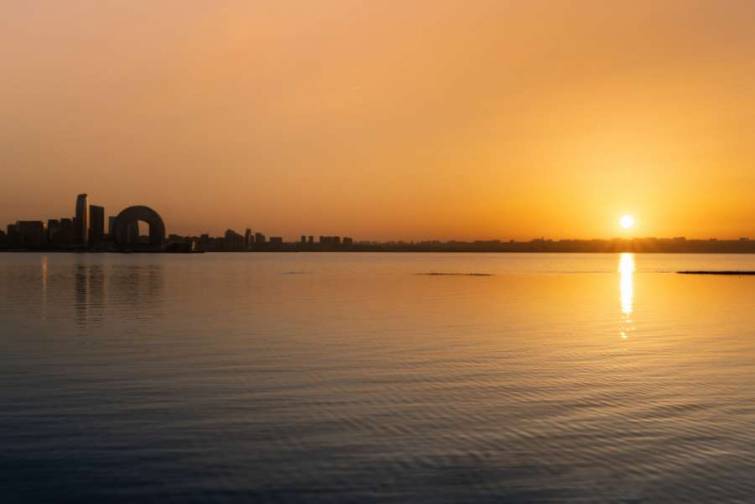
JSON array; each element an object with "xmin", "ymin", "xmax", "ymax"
[
  {"xmin": 89, "ymin": 205, "xmax": 105, "ymax": 245},
  {"xmin": 74, "ymin": 194, "xmax": 88, "ymax": 246}
]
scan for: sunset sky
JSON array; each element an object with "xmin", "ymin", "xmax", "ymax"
[{"xmin": 2, "ymin": 0, "xmax": 754, "ymax": 240}]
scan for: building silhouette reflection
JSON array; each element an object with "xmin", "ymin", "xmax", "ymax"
[
  {"xmin": 40, "ymin": 255, "xmax": 48, "ymax": 320},
  {"xmin": 107, "ymin": 260, "xmax": 165, "ymax": 321},
  {"xmin": 72, "ymin": 258, "xmax": 165, "ymax": 329},
  {"xmin": 74, "ymin": 260, "xmax": 105, "ymax": 328}
]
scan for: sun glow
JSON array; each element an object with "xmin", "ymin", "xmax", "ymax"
[{"xmin": 619, "ymin": 214, "xmax": 636, "ymax": 230}]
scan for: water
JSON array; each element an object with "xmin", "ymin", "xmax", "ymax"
[{"xmin": 1, "ymin": 252, "xmax": 754, "ymax": 502}]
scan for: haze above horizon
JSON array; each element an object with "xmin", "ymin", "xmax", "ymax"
[{"xmin": 2, "ymin": 1, "xmax": 754, "ymax": 240}]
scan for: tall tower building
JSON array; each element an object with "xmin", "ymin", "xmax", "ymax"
[
  {"xmin": 89, "ymin": 205, "xmax": 105, "ymax": 245},
  {"xmin": 74, "ymin": 194, "xmax": 89, "ymax": 246}
]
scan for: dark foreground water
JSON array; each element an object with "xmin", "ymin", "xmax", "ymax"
[{"xmin": 1, "ymin": 253, "xmax": 755, "ymax": 503}]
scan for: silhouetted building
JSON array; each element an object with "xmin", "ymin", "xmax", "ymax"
[
  {"xmin": 6, "ymin": 224, "xmax": 19, "ymax": 248},
  {"xmin": 319, "ymin": 236, "xmax": 342, "ymax": 248},
  {"xmin": 127, "ymin": 221, "xmax": 140, "ymax": 243},
  {"xmin": 343, "ymin": 237, "xmax": 353, "ymax": 246},
  {"xmin": 89, "ymin": 205, "xmax": 105, "ymax": 245},
  {"xmin": 108, "ymin": 216, "xmax": 116, "ymax": 238},
  {"xmin": 199, "ymin": 234, "xmax": 210, "ymax": 249},
  {"xmin": 15, "ymin": 221, "xmax": 46, "ymax": 249},
  {"xmin": 166, "ymin": 234, "xmax": 197, "ymax": 253},
  {"xmin": 112, "ymin": 205, "xmax": 166, "ymax": 251},
  {"xmin": 269, "ymin": 236, "xmax": 283, "ymax": 248},
  {"xmin": 245, "ymin": 228, "xmax": 253, "ymax": 249},
  {"xmin": 58, "ymin": 218, "xmax": 74, "ymax": 247},
  {"xmin": 47, "ymin": 219, "xmax": 61, "ymax": 243},
  {"xmin": 254, "ymin": 232, "xmax": 265, "ymax": 245},
  {"xmin": 224, "ymin": 229, "xmax": 245, "ymax": 250},
  {"xmin": 74, "ymin": 194, "xmax": 88, "ymax": 246},
  {"xmin": 308, "ymin": 235, "xmax": 314, "ymax": 244}
]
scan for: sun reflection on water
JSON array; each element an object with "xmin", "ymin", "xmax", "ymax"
[
  {"xmin": 619, "ymin": 253, "xmax": 635, "ymax": 315},
  {"xmin": 618, "ymin": 253, "xmax": 635, "ymax": 339}
]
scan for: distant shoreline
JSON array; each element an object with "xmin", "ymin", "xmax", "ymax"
[
  {"xmin": 2, "ymin": 249, "xmax": 755, "ymax": 255},
  {"xmin": 678, "ymin": 270, "xmax": 755, "ymax": 275}
]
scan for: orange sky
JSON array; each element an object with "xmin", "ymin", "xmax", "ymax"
[{"xmin": 2, "ymin": 1, "xmax": 754, "ymax": 240}]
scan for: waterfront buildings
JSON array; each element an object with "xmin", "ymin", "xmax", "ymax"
[
  {"xmin": 224, "ymin": 229, "xmax": 245, "ymax": 250},
  {"xmin": 47, "ymin": 219, "xmax": 60, "ymax": 243},
  {"xmin": 244, "ymin": 229, "xmax": 253, "ymax": 250},
  {"xmin": 74, "ymin": 194, "xmax": 88, "ymax": 246},
  {"xmin": 12, "ymin": 221, "xmax": 45, "ymax": 248},
  {"xmin": 58, "ymin": 219, "xmax": 74, "ymax": 247},
  {"xmin": 89, "ymin": 205, "xmax": 105, "ymax": 245},
  {"xmin": 0, "ymin": 193, "xmax": 359, "ymax": 252}
]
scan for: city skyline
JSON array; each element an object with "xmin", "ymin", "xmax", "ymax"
[
  {"xmin": 0, "ymin": 192, "xmax": 358, "ymax": 252},
  {"xmin": 2, "ymin": 192, "xmax": 754, "ymax": 254},
  {"xmin": 2, "ymin": 192, "xmax": 753, "ymax": 247},
  {"xmin": 2, "ymin": 1, "xmax": 755, "ymax": 240}
]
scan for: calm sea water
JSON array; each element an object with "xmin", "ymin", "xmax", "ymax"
[{"xmin": 1, "ymin": 252, "xmax": 755, "ymax": 502}]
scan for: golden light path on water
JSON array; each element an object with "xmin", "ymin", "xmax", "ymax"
[{"xmin": 619, "ymin": 252, "xmax": 635, "ymax": 339}]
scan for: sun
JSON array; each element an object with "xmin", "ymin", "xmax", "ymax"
[{"xmin": 619, "ymin": 214, "xmax": 636, "ymax": 230}]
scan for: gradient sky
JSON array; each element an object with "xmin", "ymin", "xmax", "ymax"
[{"xmin": 2, "ymin": 0, "xmax": 754, "ymax": 240}]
